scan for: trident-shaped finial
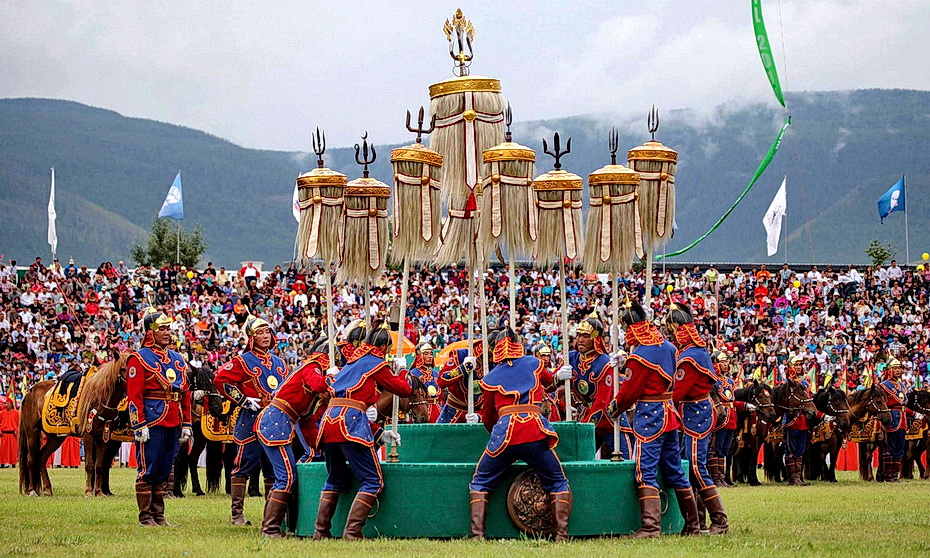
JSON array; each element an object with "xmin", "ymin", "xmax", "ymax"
[
  {"xmin": 608, "ymin": 127, "xmax": 619, "ymax": 166},
  {"xmin": 405, "ymin": 107, "xmax": 435, "ymax": 144},
  {"xmin": 504, "ymin": 102, "xmax": 513, "ymax": 143},
  {"xmin": 648, "ymin": 105, "xmax": 660, "ymax": 141},
  {"xmin": 312, "ymin": 127, "xmax": 326, "ymax": 169},
  {"xmin": 542, "ymin": 132, "xmax": 572, "ymax": 171},
  {"xmin": 354, "ymin": 132, "xmax": 376, "ymax": 178},
  {"xmin": 444, "ymin": 8, "xmax": 475, "ymax": 77}
]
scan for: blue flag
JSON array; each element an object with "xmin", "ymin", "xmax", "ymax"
[
  {"xmin": 877, "ymin": 175, "xmax": 905, "ymax": 223},
  {"xmin": 158, "ymin": 172, "xmax": 184, "ymax": 220}
]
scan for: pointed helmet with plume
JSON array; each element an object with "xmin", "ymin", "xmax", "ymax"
[
  {"xmin": 576, "ymin": 310, "xmax": 607, "ymax": 354},
  {"xmin": 141, "ymin": 307, "xmax": 173, "ymax": 348}
]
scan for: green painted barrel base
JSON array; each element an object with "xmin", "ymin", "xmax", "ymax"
[{"xmin": 295, "ymin": 423, "xmax": 685, "ymax": 538}]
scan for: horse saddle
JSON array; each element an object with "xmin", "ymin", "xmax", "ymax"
[
  {"xmin": 811, "ymin": 420, "xmax": 835, "ymax": 444},
  {"xmin": 765, "ymin": 423, "xmax": 784, "ymax": 443},
  {"xmin": 906, "ymin": 417, "xmax": 928, "ymax": 440},
  {"xmin": 42, "ymin": 373, "xmax": 88, "ymax": 436},
  {"xmin": 849, "ymin": 417, "xmax": 881, "ymax": 443},
  {"xmin": 202, "ymin": 401, "xmax": 238, "ymax": 442}
]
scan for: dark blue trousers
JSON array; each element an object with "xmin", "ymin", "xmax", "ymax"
[
  {"xmin": 785, "ymin": 428, "xmax": 807, "ymax": 459},
  {"xmin": 470, "ymin": 439, "xmax": 569, "ymax": 494},
  {"xmin": 596, "ymin": 431, "xmax": 632, "ymax": 460},
  {"xmin": 713, "ymin": 429, "xmax": 734, "ymax": 458},
  {"xmin": 884, "ymin": 429, "xmax": 905, "ymax": 459},
  {"xmin": 321, "ymin": 442, "xmax": 384, "ymax": 496},
  {"xmin": 634, "ymin": 429, "xmax": 690, "ymax": 490},
  {"xmin": 136, "ymin": 425, "xmax": 179, "ymax": 484}
]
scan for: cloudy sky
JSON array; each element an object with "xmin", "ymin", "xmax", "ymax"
[{"xmin": 2, "ymin": 0, "xmax": 927, "ymax": 151}]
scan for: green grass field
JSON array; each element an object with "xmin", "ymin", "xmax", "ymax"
[{"xmin": 0, "ymin": 467, "xmax": 928, "ymax": 558}]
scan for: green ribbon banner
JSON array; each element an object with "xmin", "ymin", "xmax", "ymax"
[
  {"xmin": 658, "ymin": 116, "xmax": 790, "ymax": 260},
  {"xmin": 752, "ymin": 0, "xmax": 785, "ymax": 107},
  {"xmin": 657, "ymin": 0, "xmax": 788, "ymax": 260}
]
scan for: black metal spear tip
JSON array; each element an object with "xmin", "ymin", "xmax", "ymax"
[
  {"xmin": 405, "ymin": 107, "xmax": 435, "ymax": 144},
  {"xmin": 648, "ymin": 105, "xmax": 660, "ymax": 141},
  {"xmin": 504, "ymin": 103, "xmax": 513, "ymax": 143},
  {"xmin": 542, "ymin": 132, "xmax": 572, "ymax": 171},
  {"xmin": 312, "ymin": 127, "xmax": 326, "ymax": 168},
  {"xmin": 354, "ymin": 132, "xmax": 376, "ymax": 178},
  {"xmin": 608, "ymin": 127, "xmax": 619, "ymax": 166}
]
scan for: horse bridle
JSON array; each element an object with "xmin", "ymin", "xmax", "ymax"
[
  {"xmin": 848, "ymin": 393, "xmax": 890, "ymax": 422},
  {"xmin": 824, "ymin": 389, "xmax": 850, "ymax": 416},
  {"xmin": 749, "ymin": 388, "xmax": 776, "ymax": 424}
]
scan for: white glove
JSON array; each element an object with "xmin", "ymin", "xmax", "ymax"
[
  {"xmin": 326, "ymin": 366, "xmax": 339, "ymax": 377},
  {"xmin": 555, "ymin": 365, "xmax": 573, "ymax": 382},
  {"xmin": 244, "ymin": 397, "xmax": 262, "ymax": 412},
  {"xmin": 916, "ymin": 413, "xmax": 925, "ymax": 421},
  {"xmin": 382, "ymin": 429, "xmax": 402, "ymax": 447},
  {"xmin": 366, "ymin": 406, "xmax": 379, "ymax": 422},
  {"xmin": 179, "ymin": 426, "xmax": 193, "ymax": 443},
  {"xmin": 392, "ymin": 357, "xmax": 407, "ymax": 374},
  {"xmin": 465, "ymin": 412, "xmax": 480, "ymax": 424},
  {"xmin": 193, "ymin": 389, "xmax": 206, "ymax": 402},
  {"xmin": 135, "ymin": 427, "xmax": 150, "ymax": 443},
  {"xmin": 745, "ymin": 403, "xmax": 758, "ymax": 412},
  {"xmin": 609, "ymin": 352, "xmax": 627, "ymax": 370},
  {"xmin": 462, "ymin": 356, "xmax": 477, "ymax": 373},
  {"xmin": 824, "ymin": 415, "xmax": 835, "ymax": 423}
]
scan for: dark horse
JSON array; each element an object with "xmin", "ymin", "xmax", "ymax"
[
  {"xmin": 374, "ymin": 375, "xmax": 433, "ymax": 425},
  {"xmin": 173, "ymin": 364, "xmax": 237, "ymax": 497},
  {"xmin": 848, "ymin": 385, "xmax": 893, "ymax": 481},
  {"xmin": 809, "ymin": 386, "xmax": 853, "ymax": 482},
  {"xmin": 763, "ymin": 379, "xmax": 819, "ymax": 483},
  {"xmin": 19, "ymin": 354, "xmax": 129, "ymax": 497},
  {"xmin": 903, "ymin": 390, "xmax": 930, "ymax": 480},
  {"xmin": 732, "ymin": 380, "xmax": 777, "ymax": 486}
]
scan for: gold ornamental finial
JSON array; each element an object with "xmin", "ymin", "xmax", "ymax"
[{"xmin": 444, "ymin": 8, "xmax": 475, "ymax": 77}]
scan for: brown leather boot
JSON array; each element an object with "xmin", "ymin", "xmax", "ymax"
[
  {"xmin": 885, "ymin": 457, "xmax": 900, "ymax": 483},
  {"xmin": 342, "ymin": 492, "xmax": 377, "ymax": 540},
  {"xmin": 261, "ymin": 490, "xmax": 290, "ymax": 538},
  {"xmin": 166, "ymin": 471, "xmax": 175, "ymax": 499},
  {"xmin": 230, "ymin": 477, "xmax": 251, "ymax": 526},
  {"xmin": 789, "ymin": 458, "xmax": 809, "ymax": 486},
  {"xmin": 135, "ymin": 482, "xmax": 156, "ymax": 527},
  {"xmin": 675, "ymin": 487, "xmax": 702, "ymax": 536},
  {"xmin": 633, "ymin": 486, "xmax": 662, "ymax": 538},
  {"xmin": 694, "ymin": 488, "xmax": 708, "ymax": 532},
  {"xmin": 549, "ymin": 492, "xmax": 571, "ymax": 542},
  {"xmin": 264, "ymin": 478, "xmax": 275, "ymax": 500},
  {"xmin": 313, "ymin": 491, "xmax": 340, "ymax": 540},
  {"xmin": 470, "ymin": 491, "xmax": 488, "ymax": 540},
  {"xmin": 699, "ymin": 486, "xmax": 729, "ymax": 535},
  {"xmin": 151, "ymin": 483, "xmax": 173, "ymax": 526}
]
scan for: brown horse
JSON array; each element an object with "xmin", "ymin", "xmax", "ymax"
[
  {"xmin": 732, "ymin": 380, "xmax": 777, "ymax": 486},
  {"xmin": 848, "ymin": 385, "xmax": 893, "ymax": 482},
  {"xmin": 763, "ymin": 379, "xmax": 819, "ymax": 483},
  {"xmin": 809, "ymin": 386, "xmax": 853, "ymax": 482},
  {"xmin": 18, "ymin": 354, "xmax": 129, "ymax": 497},
  {"xmin": 374, "ymin": 375, "xmax": 432, "ymax": 425}
]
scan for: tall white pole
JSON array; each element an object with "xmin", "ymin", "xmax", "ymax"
[
  {"xmin": 467, "ymin": 263, "xmax": 475, "ymax": 417},
  {"xmin": 610, "ymin": 261, "xmax": 621, "ymax": 460},
  {"xmin": 559, "ymin": 257, "xmax": 573, "ymax": 421},
  {"xmin": 508, "ymin": 251, "xmax": 517, "ymax": 329},
  {"xmin": 904, "ymin": 174, "xmax": 911, "ymax": 265},
  {"xmin": 388, "ymin": 259, "xmax": 409, "ymax": 462},
  {"xmin": 324, "ymin": 263, "xmax": 336, "ymax": 365},
  {"xmin": 176, "ymin": 221, "xmax": 181, "ymax": 264}
]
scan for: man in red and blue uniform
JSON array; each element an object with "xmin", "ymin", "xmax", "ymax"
[
  {"xmin": 567, "ymin": 313, "xmax": 630, "ymax": 459},
  {"xmin": 314, "ymin": 321, "xmax": 412, "ymax": 540},
  {"xmin": 782, "ymin": 355, "xmax": 818, "ymax": 486},
  {"xmin": 127, "ymin": 308, "xmax": 192, "ymax": 527},
  {"xmin": 409, "ymin": 342, "xmax": 442, "ymax": 423},
  {"xmin": 666, "ymin": 303, "xmax": 728, "ymax": 535},
  {"xmin": 709, "ymin": 351, "xmax": 753, "ymax": 487},
  {"xmin": 880, "ymin": 358, "xmax": 913, "ymax": 483},
  {"xmin": 469, "ymin": 328, "xmax": 571, "ymax": 541},
  {"xmin": 214, "ymin": 315, "xmax": 288, "ymax": 526},
  {"xmin": 256, "ymin": 336, "xmax": 330, "ymax": 537},
  {"xmin": 437, "ymin": 342, "xmax": 484, "ymax": 424},
  {"xmin": 608, "ymin": 300, "xmax": 700, "ymax": 538}
]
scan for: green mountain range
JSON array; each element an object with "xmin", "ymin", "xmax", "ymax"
[{"xmin": 1, "ymin": 90, "xmax": 927, "ymax": 267}]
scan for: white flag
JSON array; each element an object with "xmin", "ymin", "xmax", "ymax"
[
  {"xmin": 762, "ymin": 176, "xmax": 787, "ymax": 257},
  {"xmin": 48, "ymin": 167, "xmax": 58, "ymax": 256},
  {"xmin": 291, "ymin": 181, "xmax": 300, "ymax": 223}
]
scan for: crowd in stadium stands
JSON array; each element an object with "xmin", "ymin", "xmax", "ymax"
[{"xmin": 1, "ymin": 253, "xmax": 929, "ymax": 408}]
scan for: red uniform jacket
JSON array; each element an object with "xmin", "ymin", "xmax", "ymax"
[
  {"xmin": 126, "ymin": 347, "xmax": 192, "ymax": 431},
  {"xmin": 268, "ymin": 355, "xmax": 330, "ymax": 445}
]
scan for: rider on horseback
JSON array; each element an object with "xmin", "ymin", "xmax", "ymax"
[{"xmin": 214, "ymin": 315, "xmax": 288, "ymax": 526}]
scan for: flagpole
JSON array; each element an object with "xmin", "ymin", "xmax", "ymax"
[
  {"xmin": 904, "ymin": 174, "xmax": 910, "ymax": 265},
  {"xmin": 176, "ymin": 221, "xmax": 181, "ymax": 264}
]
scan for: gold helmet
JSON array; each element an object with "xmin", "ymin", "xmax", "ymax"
[
  {"xmin": 788, "ymin": 355, "xmax": 804, "ymax": 368},
  {"xmin": 141, "ymin": 307, "xmax": 172, "ymax": 331},
  {"xmin": 416, "ymin": 342, "xmax": 434, "ymax": 355},
  {"xmin": 712, "ymin": 351, "xmax": 730, "ymax": 364},
  {"xmin": 244, "ymin": 315, "xmax": 271, "ymax": 336},
  {"xmin": 887, "ymin": 357, "xmax": 902, "ymax": 368},
  {"xmin": 576, "ymin": 310, "xmax": 604, "ymax": 338}
]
